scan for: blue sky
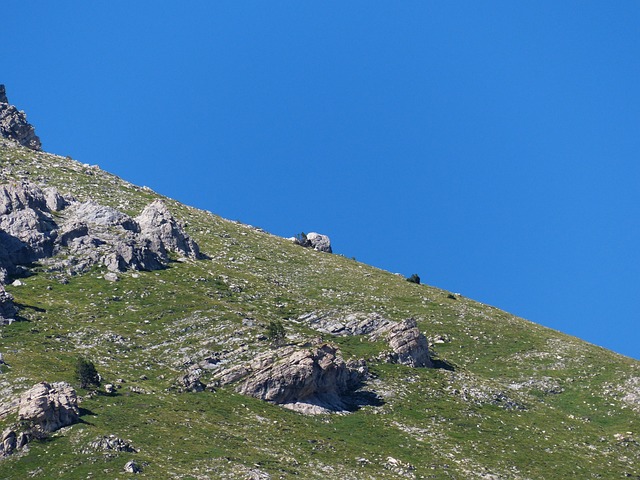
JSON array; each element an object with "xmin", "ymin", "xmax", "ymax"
[{"xmin": 3, "ymin": 2, "xmax": 639, "ymax": 359}]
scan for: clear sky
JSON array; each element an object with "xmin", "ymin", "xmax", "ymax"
[{"xmin": 3, "ymin": 2, "xmax": 639, "ymax": 359}]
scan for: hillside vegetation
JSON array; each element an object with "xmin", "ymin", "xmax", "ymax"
[{"xmin": 0, "ymin": 141, "xmax": 639, "ymax": 479}]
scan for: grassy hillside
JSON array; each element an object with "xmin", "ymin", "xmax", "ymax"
[{"xmin": 1, "ymin": 141, "xmax": 639, "ymax": 479}]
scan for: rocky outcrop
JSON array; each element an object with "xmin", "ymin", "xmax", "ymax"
[
  {"xmin": 216, "ymin": 344, "xmax": 367, "ymax": 414},
  {"xmin": 88, "ymin": 435, "xmax": 138, "ymax": 453},
  {"xmin": 0, "ymin": 428, "xmax": 29, "ymax": 457},
  {"xmin": 17, "ymin": 382, "xmax": 79, "ymax": 433},
  {"xmin": 372, "ymin": 318, "xmax": 433, "ymax": 368},
  {"xmin": 303, "ymin": 312, "xmax": 433, "ymax": 368},
  {"xmin": 291, "ymin": 232, "xmax": 332, "ymax": 253},
  {"xmin": 0, "ymin": 285, "xmax": 17, "ymax": 325},
  {"xmin": 178, "ymin": 365, "xmax": 206, "ymax": 392},
  {"xmin": 0, "ymin": 181, "xmax": 202, "ymax": 281},
  {"xmin": 136, "ymin": 200, "xmax": 201, "ymax": 259},
  {"xmin": 0, "ymin": 85, "xmax": 41, "ymax": 151},
  {"xmin": 306, "ymin": 232, "xmax": 332, "ymax": 253},
  {"xmin": 300, "ymin": 311, "xmax": 394, "ymax": 336},
  {"xmin": 124, "ymin": 460, "xmax": 143, "ymax": 473}
]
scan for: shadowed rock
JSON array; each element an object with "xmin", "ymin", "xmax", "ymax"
[
  {"xmin": 216, "ymin": 344, "xmax": 368, "ymax": 414},
  {"xmin": 18, "ymin": 382, "xmax": 79, "ymax": 433}
]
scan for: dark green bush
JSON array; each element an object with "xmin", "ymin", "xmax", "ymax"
[
  {"xmin": 75, "ymin": 357, "xmax": 101, "ymax": 389},
  {"xmin": 266, "ymin": 320, "xmax": 286, "ymax": 346},
  {"xmin": 406, "ymin": 274, "xmax": 421, "ymax": 284}
]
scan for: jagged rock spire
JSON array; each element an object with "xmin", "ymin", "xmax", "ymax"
[{"xmin": 0, "ymin": 84, "xmax": 41, "ymax": 150}]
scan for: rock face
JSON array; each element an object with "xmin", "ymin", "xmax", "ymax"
[
  {"xmin": 291, "ymin": 232, "xmax": 332, "ymax": 253},
  {"xmin": 306, "ymin": 232, "xmax": 332, "ymax": 253},
  {"xmin": 0, "ymin": 85, "xmax": 41, "ymax": 150},
  {"xmin": 373, "ymin": 318, "xmax": 433, "ymax": 368},
  {"xmin": 136, "ymin": 200, "xmax": 201, "ymax": 260},
  {"xmin": 216, "ymin": 344, "xmax": 367, "ymax": 414},
  {"xmin": 17, "ymin": 382, "xmax": 79, "ymax": 433},
  {"xmin": 0, "ymin": 181, "xmax": 202, "ymax": 281}
]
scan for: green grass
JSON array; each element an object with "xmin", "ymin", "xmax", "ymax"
[{"xmin": 1, "ymin": 141, "xmax": 639, "ymax": 479}]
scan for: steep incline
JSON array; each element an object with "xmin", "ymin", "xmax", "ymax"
[{"xmin": 0, "ymin": 140, "xmax": 638, "ymax": 479}]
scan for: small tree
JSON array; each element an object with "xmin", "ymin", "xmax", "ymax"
[
  {"xmin": 294, "ymin": 232, "xmax": 309, "ymax": 247},
  {"xmin": 75, "ymin": 357, "xmax": 101, "ymax": 389},
  {"xmin": 266, "ymin": 320, "xmax": 286, "ymax": 346},
  {"xmin": 406, "ymin": 273, "xmax": 421, "ymax": 285}
]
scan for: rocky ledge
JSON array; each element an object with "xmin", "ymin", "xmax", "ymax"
[
  {"xmin": 215, "ymin": 343, "xmax": 368, "ymax": 414},
  {"xmin": 302, "ymin": 311, "xmax": 434, "ymax": 368},
  {"xmin": 0, "ymin": 181, "xmax": 202, "ymax": 282},
  {"xmin": 0, "ymin": 85, "xmax": 41, "ymax": 151}
]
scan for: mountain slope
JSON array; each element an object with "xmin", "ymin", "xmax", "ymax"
[{"xmin": 0, "ymin": 140, "xmax": 639, "ymax": 479}]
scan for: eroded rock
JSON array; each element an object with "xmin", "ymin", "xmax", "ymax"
[
  {"xmin": 373, "ymin": 318, "xmax": 433, "ymax": 368},
  {"xmin": 301, "ymin": 311, "xmax": 393, "ymax": 336},
  {"xmin": 88, "ymin": 435, "xmax": 138, "ymax": 453},
  {"xmin": 0, "ymin": 85, "xmax": 41, "ymax": 150},
  {"xmin": 136, "ymin": 200, "xmax": 201, "ymax": 259},
  {"xmin": 291, "ymin": 232, "xmax": 332, "ymax": 253},
  {"xmin": 306, "ymin": 232, "xmax": 332, "ymax": 253},
  {"xmin": 0, "ymin": 181, "xmax": 203, "ymax": 279},
  {"xmin": 303, "ymin": 312, "xmax": 434, "ymax": 369},
  {"xmin": 124, "ymin": 460, "xmax": 142, "ymax": 473},
  {"xmin": 17, "ymin": 382, "xmax": 79, "ymax": 433},
  {"xmin": 216, "ymin": 344, "xmax": 367, "ymax": 413}
]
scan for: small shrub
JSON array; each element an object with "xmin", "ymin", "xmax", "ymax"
[
  {"xmin": 75, "ymin": 357, "xmax": 101, "ymax": 389},
  {"xmin": 406, "ymin": 274, "xmax": 420, "ymax": 285},
  {"xmin": 294, "ymin": 232, "xmax": 308, "ymax": 247},
  {"xmin": 266, "ymin": 320, "xmax": 286, "ymax": 346}
]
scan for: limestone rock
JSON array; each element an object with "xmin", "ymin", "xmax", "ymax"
[
  {"xmin": 306, "ymin": 232, "xmax": 332, "ymax": 253},
  {"xmin": 124, "ymin": 460, "xmax": 142, "ymax": 473},
  {"xmin": 179, "ymin": 366, "xmax": 205, "ymax": 392},
  {"xmin": 0, "ymin": 85, "xmax": 41, "ymax": 150},
  {"xmin": 70, "ymin": 201, "xmax": 138, "ymax": 230},
  {"xmin": 17, "ymin": 382, "xmax": 79, "ymax": 432},
  {"xmin": 135, "ymin": 200, "xmax": 201, "ymax": 259},
  {"xmin": 1, "ymin": 429, "xmax": 16, "ymax": 455},
  {"xmin": 301, "ymin": 311, "xmax": 394, "ymax": 336},
  {"xmin": 374, "ymin": 318, "xmax": 432, "ymax": 368},
  {"xmin": 89, "ymin": 435, "xmax": 137, "ymax": 453},
  {"xmin": 0, "ymin": 181, "xmax": 202, "ymax": 279},
  {"xmin": 292, "ymin": 232, "xmax": 332, "ymax": 253},
  {"xmin": 218, "ymin": 344, "xmax": 367, "ymax": 413}
]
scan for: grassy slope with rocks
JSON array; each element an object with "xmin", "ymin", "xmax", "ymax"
[{"xmin": 0, "ymin": 141, "xmax": 639, "ymax": 479}]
